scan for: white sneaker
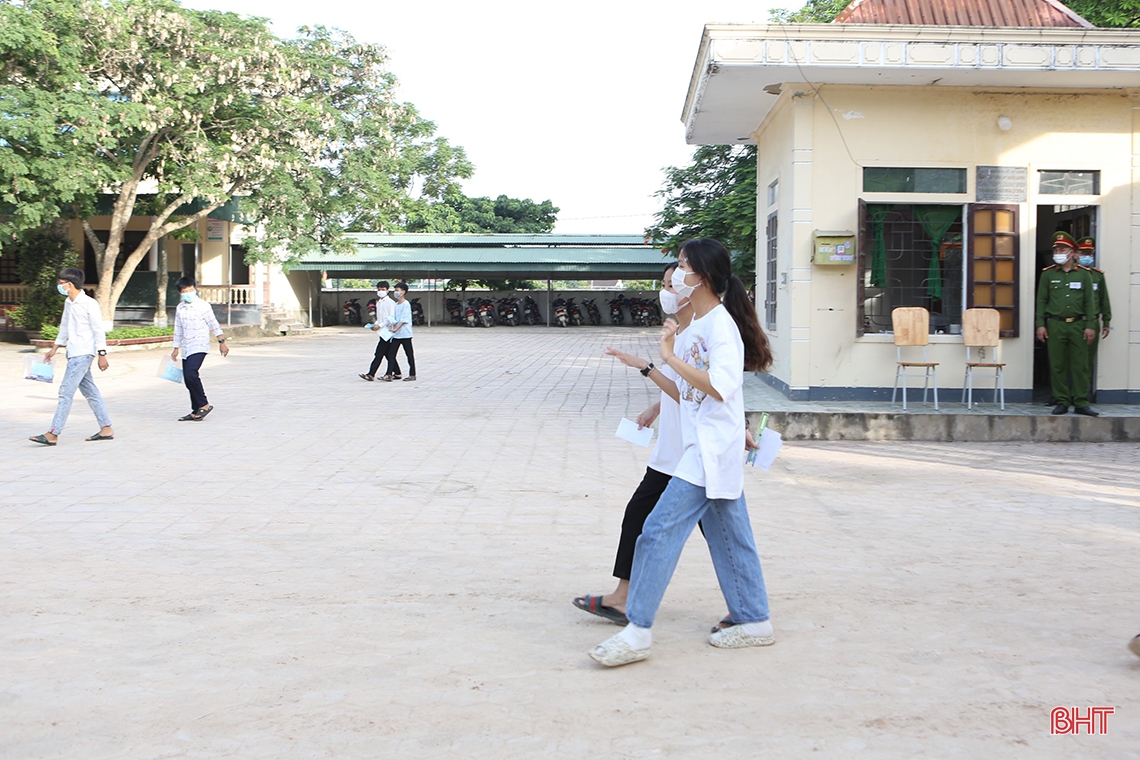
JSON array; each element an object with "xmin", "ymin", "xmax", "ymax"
[
  {"xmin": 589, "ymin": 633, "xmax": 650, "ymax": 667},
  {"xmin": 709, "ymin": 621, "xmax": 775, "ymax": 649}
]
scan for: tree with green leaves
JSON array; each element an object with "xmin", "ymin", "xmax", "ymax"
[
  {"xmin": 1066, "ymin": 0, "xmax": 1140, "ymax": 27},
  {"xmin": 770, "ymin": 0, "xmax": 850, "ymax": 23},
  {"xmin": 0, "ymin": 0, "xmax": 471, "ymax": 321},
  {"xmin": 645, "ymin": 145, "xmax": 757, "ymax": 286},
  {"xmin": 406, "ymin": 190, "xmax": 558, "ymax": 235}
]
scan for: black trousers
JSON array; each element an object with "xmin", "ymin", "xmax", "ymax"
[
  {"xmin": 367, "ymin": 338, "xmax": 392, "ymax": 376},
  {"xmin": 386, "ymin": 338, "xmax": 416, "ymax": 377},
  {"xmin": 182, "ymin": 352, "xmax": 208, "ymax": 410},
  {"xmin": 612, "ymin": 467, "xmax": 673, "ymax": 580}
]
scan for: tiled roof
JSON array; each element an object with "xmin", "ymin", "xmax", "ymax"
[{"xmin": 834, "ymin": 0, "xmax": 1093, "ymax": 27}]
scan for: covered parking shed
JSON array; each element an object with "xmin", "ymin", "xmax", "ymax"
[{"xmin": 289, "ymin": 233, "xmax": 674, "ymax": 325}]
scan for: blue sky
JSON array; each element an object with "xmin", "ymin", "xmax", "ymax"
[{"xmin": 183, "ymin": 0, "xmax": 786, "ymax": 233}]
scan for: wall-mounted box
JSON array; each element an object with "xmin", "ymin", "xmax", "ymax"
[{"xmin": 813, "ymin": 230, "xmax": 856, "ymax": 265}]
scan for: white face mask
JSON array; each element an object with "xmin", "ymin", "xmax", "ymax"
[
  {"xmin": 376, "ymin": 290, "xmax": 387, "ymax": 298},
  {"xmin": 659, "ymin": 288, "xmax": 686, "ymax": 314},
  {"xmin": 1053, "ymin": 253, "xmax": 1070, "ymax": 265},
  {"xmin": 671, "ymin": 266, "xmax": 700, "ymax": 299}
]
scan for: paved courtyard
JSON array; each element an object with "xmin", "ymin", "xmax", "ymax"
[{"xmin": 2, "ymin": 325, "xmax": 1138, "ymax": 759}]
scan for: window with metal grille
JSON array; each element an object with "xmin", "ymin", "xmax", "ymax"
[
  {"xmin": 857, "ymin": 203, "xmax": 964, "ymax": 335},
  {"xmin": 764, "ymin": 211, "xmax": 777, "ymax": 331},
  {"xmin": 1038, "ymin": 170, "xmax": 1099, "ymax": 196}
]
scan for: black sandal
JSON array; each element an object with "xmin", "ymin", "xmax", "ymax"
[{"xmin": 195, "ymin": 404, "xmax": 214, "ymax": 419}]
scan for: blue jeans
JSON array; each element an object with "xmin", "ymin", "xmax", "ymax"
[
  {"xmin": 626, "ymin": 477, "xmax": 770, "ymax": 629},
  {"xmin": 50, "ymin": 355, "xmax": 112, "ymax": 435}
]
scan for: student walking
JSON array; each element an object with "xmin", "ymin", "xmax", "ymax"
[
  {"xmin": 381, "ymin": 282, "xmax": 416, "ymax": 382},
  {"xmin": 28, "ymin": 268, "xmax": 114, "ymax": 445},
  {"xmin": 360, "ymin": 281, "xmax": 398, "ymax": 381},
  {"xmin": 590, "ymin": 238, "xmax": 775, "ymax": 667},
  {"xmin": 573, "ymin": 264, "xmax": 694, "ymax": 624},
  {"xmin": 170, "ymin": 277, "xmax": 229, "ymax": 421}
]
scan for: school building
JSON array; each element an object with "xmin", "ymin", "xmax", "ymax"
[{"xmin": 683, "ymin": 0, "xmax": 1140, "ymax": 403}]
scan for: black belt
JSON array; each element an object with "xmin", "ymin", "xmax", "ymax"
[{"xmin": 1046, "ymin": 315, "xmax": 1085, "ymax": 323}]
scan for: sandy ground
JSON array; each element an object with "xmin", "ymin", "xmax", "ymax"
[{"xmin": 1, "ymin": 326, "xmax": 1138, "ymax": 759}]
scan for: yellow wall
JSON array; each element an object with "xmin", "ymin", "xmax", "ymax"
[{"xmin": 754, "ymin": 84, "xmax": 1136, "ymax": 396}]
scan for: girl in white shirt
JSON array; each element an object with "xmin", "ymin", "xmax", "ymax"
[
  {"xmin": 572, "ymin": 263, "xmax": 693, "ymax": 625},
  {"xmin": 590, "ymin": 238, "xmax": 775, "ymax": 667}
]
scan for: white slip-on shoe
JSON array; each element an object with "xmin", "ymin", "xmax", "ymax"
[
  {"xmin": 709, "ymin": 623, "xmax": 775, "ymax": 649},
  {"xmin": 1129, "ymin": 634, "xmax": 1140, "ymax": 659},
  {"xmin": 589, "ymin": 633, "xmax": 650, "ymax": 667}
]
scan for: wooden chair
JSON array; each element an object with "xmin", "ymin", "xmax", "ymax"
[
  {"xmin": 961, "ymin": 308, "xmax": 1005, "ymax": 410},
  {"xmin": 891, "ymin": 307, "xmax": 938, "ymax": 411}
]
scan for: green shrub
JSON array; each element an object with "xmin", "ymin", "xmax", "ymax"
[
  {"xmin": 38, "ymin": 324, "xmax": 174, "ymax": 341},
  {"xmin": 106, "ymin": 326, "xmax": 175, "ymax": 340},
  {"xmin": 5, "ymin": 229, "xmax": 79, "ymax": 332}
]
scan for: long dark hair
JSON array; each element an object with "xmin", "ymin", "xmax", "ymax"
[{"xmin": 678, "ymin": 238, "xmax": 772, "ymax": 372}]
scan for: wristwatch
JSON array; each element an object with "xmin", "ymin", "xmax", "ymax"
[
  {"xmin": 640, "ymin": 362, "xmax": 655, "ymax": 377},
  {"xmin": 218, "ymin": 338, "xmax": 226, "ymax": 343},
  {"xmin": 97, "ymin": 350, "xmax": 107, "ymax": 356}
]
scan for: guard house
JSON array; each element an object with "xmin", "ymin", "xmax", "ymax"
[{"xmin": 683, "ymin": 0, "xmax": 1140, "ymax": 403}]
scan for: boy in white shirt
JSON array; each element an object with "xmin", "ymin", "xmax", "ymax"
[
  {"xmin": 29, "ymin": 268, "xmax": 114, "ymax": 445},
  {"xmin": 170, "ymin": 277, "xmax": 229, "ymax": 421},
  {"xmin": 359, "ymin": 280, "xmax": 399, "ymax": 381}
]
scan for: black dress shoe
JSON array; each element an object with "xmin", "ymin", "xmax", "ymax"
[
  {"xmin": 1051, "ymin": 404, "xmax": 1069, "ymax": 415},
  {"xmin": 1074, "ymin": 406, "xmax": 1099, "ymax": 417}
]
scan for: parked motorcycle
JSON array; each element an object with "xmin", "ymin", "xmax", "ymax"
[
  {"xmin": 497, "ymin": 295, "xmax": 521, "ymax": 326},
  {"xmin": 643, "ymin": 298, "xmax": 663, "ymax": 326},
  {"xmin": 446, "ymin": 297, "xmax": 465, "ymax": 325},
  {"xmin": 566, "ymin": 297, "xmax": 583, "ymax": 327},
  {"xmin": 583, "ymin": 298, "xmax": 602, "ymax": 326},
  {"xmin": 366, "ymin": 298, "xmax": 377, "ymax": 323},
  {"xmin": 343, "ymin": 297, "xmax": 362, "ymax": 326},
  {"xmin": 477, "ymin": 298, "xmax": 496, "ymax": 328},
  {"xmin": 410, "ymin": 297, "xmax": 425, "ymax": 326},
  {"xmin": 608, "ymin": 294, "xmax": 625, "ymax": 325},
  {"xmin": 552, "ymin": 297, "xmax": 569, "ymax": 328},
  {"xmin": 464, "ymin": 299, "xmax": 479, "ymax": 328},
  {"xmin": 522, "ymin": 295, "xmax": 543, "ymax": 325}
]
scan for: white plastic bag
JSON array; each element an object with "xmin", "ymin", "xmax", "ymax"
[
  {"xmin": 157, "ymin": 355, "xmax": 184, "ymax": 384},
  {"xmin": 23, "ymin": 355, "xmax": 54, "ymax": 383}
]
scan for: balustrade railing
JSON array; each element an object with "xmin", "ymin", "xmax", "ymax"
[
  {"xmin": 198, "ymin": 285, "xmax": 257, "ymax": 305},
  {"xmin": 0, "ymin": 284, "xmax": 30, "ymax": 305}
]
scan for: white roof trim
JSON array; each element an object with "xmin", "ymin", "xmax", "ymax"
[{"xmin": 683, "ymin": 24, "xmax": 1140, "ymax": 145}]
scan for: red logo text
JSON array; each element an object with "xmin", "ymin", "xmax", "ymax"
[{"xmin": 1051, "ymin": 707, "xmax": 1114, "ymax": 735}]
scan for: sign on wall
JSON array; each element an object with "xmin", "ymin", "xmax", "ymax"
[
  {"xmin": 205, "ymin": 219, "xmax": 225, "ymax": 241},
  {"xmin": 976, "ymin": 166, "xmax": 1027, "ymax": 203}
]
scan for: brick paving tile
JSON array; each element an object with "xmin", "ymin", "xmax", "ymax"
[{"xmin": 1, "ymin": 326, "xmax": 1138, "ymax": 758}]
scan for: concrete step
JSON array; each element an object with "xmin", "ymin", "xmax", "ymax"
[
  {"xmin": 281, "ymin": 323, "xmax": 312, "ymax": 336},
  {"xmin": 748, "ymin": 410, "xmax": 1140, "ymax": 442}
]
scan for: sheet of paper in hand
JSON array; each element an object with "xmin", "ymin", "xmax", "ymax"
[
  {"xmin": 156, "ymin": 356, "xmax": 184, "ymax": 384},
  {"xmin": 747, "ymin": 427, "xmax": 783, "ymax": 471},
  {"xmin": 23, "ymin": 355, "xmax": 54, "ymax": 383},
  {"xmin": 615, "ymin": 417, "xmax": 654, "ymax": 447},
  {"xmin": 379, "ymin": 327, "xmax": 394, "ymax": 341}
]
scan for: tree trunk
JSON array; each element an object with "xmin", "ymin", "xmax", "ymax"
[{"xmin": 155, "ymin": 235, "xmax": 168, "ymax": 327}]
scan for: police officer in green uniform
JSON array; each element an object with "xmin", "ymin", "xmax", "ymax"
[
  {"xmin": 1077, "ymin": 237, "xmax": 1111, "ymax": 399},
  {"xmin": 1035, "ymin": 231, "xmax": 1098, "ymax": 416}
]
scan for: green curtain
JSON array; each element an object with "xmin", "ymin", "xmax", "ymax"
[
  {"xmin": 914, "ymin": 205, "xmax": 960, "ymax": 300},
  {"xmin": 867, "ymin": 204, "xmax": 891, "ymax": 288}
]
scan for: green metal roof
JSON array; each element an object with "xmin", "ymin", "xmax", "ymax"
[{"xmin": 293, "ymin": 234, "xmax": 673, "ymax": 279}]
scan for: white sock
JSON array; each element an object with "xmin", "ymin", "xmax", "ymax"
[
  {"xmin": 739, "ymin": 620, "xmax": 774, "ymax": 638},
  {"xmin": 618, "ymin": 623, "xmax": 652, "ymax": 650}
]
